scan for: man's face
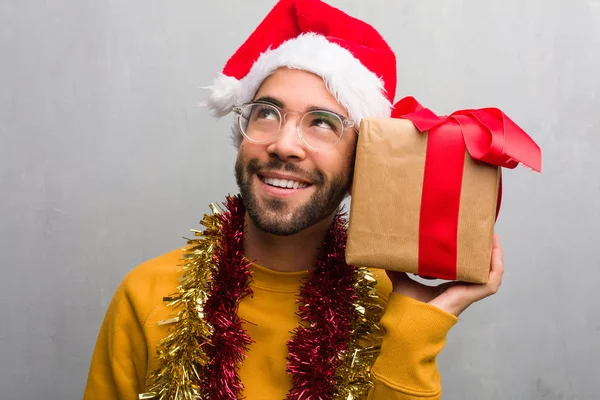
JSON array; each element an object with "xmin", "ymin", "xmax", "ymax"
[{"xmin": 235, "ymin": 68, "xmax": 357, "ymax": 236}]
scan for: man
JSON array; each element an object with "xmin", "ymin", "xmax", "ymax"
[{"xmin": 84, "ymin": 1, "xmax": 503, "ymax": 399}]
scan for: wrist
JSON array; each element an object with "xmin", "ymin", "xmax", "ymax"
[{"xmin": 428, "ymin": 295, "xmax": 467, "ymax": 317}]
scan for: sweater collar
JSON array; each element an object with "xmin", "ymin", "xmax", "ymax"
[{"xmin": 247, "ymin": 260, "xmax": 309, "ymax": 293}]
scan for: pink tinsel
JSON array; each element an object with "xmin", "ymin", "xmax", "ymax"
[{"xmin": 286, "ymin": 213, "xmax": 358, "ymax": 400}]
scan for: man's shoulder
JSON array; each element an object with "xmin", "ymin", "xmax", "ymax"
[
  {"xmin": 118, "ymin": 248, "xmax": 185, "ymax": 304},
  {"xmin": 97, "ymin": 248, "xmax": 185, "ymax": 334}
]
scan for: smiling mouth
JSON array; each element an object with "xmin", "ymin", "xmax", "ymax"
[{"xmin": 258, "ymin": 174, "xmax": 311, "ymax": 189}]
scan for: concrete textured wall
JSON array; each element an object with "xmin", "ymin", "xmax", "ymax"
[{"xmin": 1, "ymin": 1, "xmax": 598, "ymax": 399}]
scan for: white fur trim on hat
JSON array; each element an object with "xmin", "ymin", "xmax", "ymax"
[{"xmin": 204, "ymin": 33, "xmax": 393, "ymax": 146}]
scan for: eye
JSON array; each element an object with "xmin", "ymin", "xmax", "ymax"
[
  {"xmin": 254, "ymin": 105, "xmax": 279, "ymax": 121},
  {"xmin": 314, "ymin": 119, "xmax": 334, "ymax": 130},
  {"xmin": 308, "ymin": 112, "xmax": 340, "ymax": 132}
]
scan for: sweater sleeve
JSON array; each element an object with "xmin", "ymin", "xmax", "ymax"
[
  {"xmin": 83, "ymin": 277, "xmax": 150, "ymax": 400},
  {"xmin": 83, "ymin": 249, "xmax": 183, "ymax": 399},
  {"xmin": 368, "ymin": 293, "xmax": 458, "ymax": 400}
]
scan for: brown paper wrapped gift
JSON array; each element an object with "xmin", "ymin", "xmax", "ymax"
[{"xmin": 346, "ymin": 97, "xmax": 542, "ymax": 283}]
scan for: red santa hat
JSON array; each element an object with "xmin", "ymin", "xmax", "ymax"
[{"xmin": 205, "ymin": 0, "xmax": 397, "ymax": 145}]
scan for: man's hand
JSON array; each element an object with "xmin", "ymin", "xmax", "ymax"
[{"xmin": 386, "ymin": 233, "xmax": 504, "ymax": 317}]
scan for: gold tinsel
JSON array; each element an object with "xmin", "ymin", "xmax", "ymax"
[
  {"xmin": 332, "ymin": 266, "xmax": 385, "ymax": 400},
  {"xmin": 139, "ymin": 202, "xmax": 384, "ymax": 400},
  {"xmin": 140, "ymin": 204, "xmax": 225, "ymax": 400}
]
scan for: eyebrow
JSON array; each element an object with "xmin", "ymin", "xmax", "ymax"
[
  {"xmin": 253, "ymin": 96, "xmax": 285, "ymax": 108},
  {"xmin": 253, "ymin": 96, "xmax": 349, "ymax": 119}
]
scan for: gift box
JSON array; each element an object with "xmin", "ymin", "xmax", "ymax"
[{"xmin": 346, "ymin": 97, "xmax": 542, "ymax": 283}]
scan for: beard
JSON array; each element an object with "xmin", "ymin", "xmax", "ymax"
[{"xmin": 234, "ymin": 153, "xmax": 351, "ymax": 236}]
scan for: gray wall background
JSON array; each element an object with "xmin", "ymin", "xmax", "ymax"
[{"xmin": 1, "ymin": 0, "xmax": 598, "ymax": 399}]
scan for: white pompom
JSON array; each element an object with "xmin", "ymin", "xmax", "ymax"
[{"xmin": 203, "ymin": 74, "xmax": 242, "ymax": 118}]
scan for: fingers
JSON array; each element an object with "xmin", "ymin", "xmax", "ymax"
[
  {"xmin": 493, "ymin": 232, "xmax": 502, "ymax": 253},
  {"xmin": 471, "ymin": 235, "xmax": 504, "ymax": 299},
  {"xmin": 428, "ymin": 234, "xmax": 505, "ymax": 316},
  {"xmin": 456, "ymin": 235, "xmax": 505, "ymax": 300},
  {"xmin": 487, "ymin": 244, "xmax": 504, "ymax": 294}
]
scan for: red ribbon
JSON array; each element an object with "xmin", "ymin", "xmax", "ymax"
[{"xmin": 392, "ymin": 96, "xmax": 542, "ymax": 280}]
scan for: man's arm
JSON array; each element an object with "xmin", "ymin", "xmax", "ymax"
[
  {"xmin": 368, "ymin": 234, "xmax": 504, "ymax": 399},
  {"xmin": 83, "ymin": 276, "xmax": 149, "ymax": 399},
  {"xmin": 83, "ymin": 250, "xmax": 182, "ymax": 399},
  {"xmin": 368, "ymin": 294, "xmax": 457, "ymax": 400}
]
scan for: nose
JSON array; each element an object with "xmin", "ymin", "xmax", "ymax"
[{"xmin": 266, "ymin": 112, "xmax": 306, "ymax": 161}]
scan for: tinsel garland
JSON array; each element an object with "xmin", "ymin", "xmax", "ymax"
[
  {"xmin": 286, "ymin": 208, "xmax": 384, "ymax": 400},
  {"xmin": 140, "ymin": 195, "xmax": 383, "ymax": 400}
]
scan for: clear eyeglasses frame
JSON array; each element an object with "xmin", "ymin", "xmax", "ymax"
[{"xmin": 231, "ymin": 102, "xmax": 356, "ymax": 151}]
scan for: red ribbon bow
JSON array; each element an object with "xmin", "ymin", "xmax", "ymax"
[
  {"xmin": 391, "ymin": 96, "xmax": 542, "ymax": 280},
  {"xmin": 392, "ymin": 96, "xmax": 542, "ymax": 172}
]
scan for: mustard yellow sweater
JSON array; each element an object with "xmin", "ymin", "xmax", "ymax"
[{"xmin": 84, "ymin": 249, "xmax": 457, "ymax": 399}]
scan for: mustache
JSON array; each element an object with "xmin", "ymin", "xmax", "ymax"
[{"xmin": 246, "ymin": 158, "xmax": 325, "ymax": 186}]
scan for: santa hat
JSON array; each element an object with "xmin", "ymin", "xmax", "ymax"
[{"xmin": 204, "ymin": 0, "xmax": 397, "ymax": 145}]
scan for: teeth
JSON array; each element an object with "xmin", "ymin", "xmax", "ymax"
[{"xmin": 264, "ymin": 177, "xmax": 308, "ymax": 189}]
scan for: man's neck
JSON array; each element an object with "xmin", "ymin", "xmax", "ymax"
[{"xmin": 243, "ymin": 212, "xmax": 336, "ymax": 272}]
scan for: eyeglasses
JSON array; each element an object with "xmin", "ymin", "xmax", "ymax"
[{"xmin": 232, "ymin": 102, "xmax": 355, "ymax": 151}]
